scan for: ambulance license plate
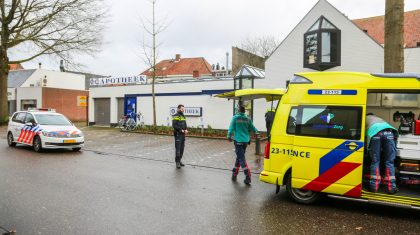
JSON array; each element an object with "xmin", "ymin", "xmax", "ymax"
[{"xmin": 64, "ymin": 139, "xmax": 76, "ymax": 144}]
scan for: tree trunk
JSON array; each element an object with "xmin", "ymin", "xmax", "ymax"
[
  {"xmin": 0, "ymin": 45, "xmax": 9, "ymax": 125},
  {"xmin": 384, "ymin": 0, "xmax": 404, "ymax": 73},
  {"xmin": 152, "ymin": 0, "xmax": 157, "ymax": 130},
  {"xmin": 152, "ymin": 76, "xmax": 157, "ymax": 128}
]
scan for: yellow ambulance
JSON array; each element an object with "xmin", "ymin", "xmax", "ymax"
[{"xmin": 218, "ymin": 72, "xmax": 420, "ymax": 209}]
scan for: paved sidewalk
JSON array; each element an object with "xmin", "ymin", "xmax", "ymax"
[{"xmin": 82, "ymin": 127, "xmax": 264, "ymax": 173}]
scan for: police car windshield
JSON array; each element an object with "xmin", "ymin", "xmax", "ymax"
[{"xmin": 34, "ymin": 114, "xmax": 72, "ymax": 126}]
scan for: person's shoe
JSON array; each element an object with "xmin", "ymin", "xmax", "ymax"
[
  {"xmin": 388, "ymin": 187, "xmax": 399, "ymax": 194},
  {"xmin": 180, "ymin": 162, "xmax": 185, "ymax": 167},
  {"xmin": 176, "ymin": 162, "xmax": 181, "ymax": 169},
  {"xmin": 244, "ymin": 178, "xmax": 251, "ymax": 185},
  {"xmin": 231, "ymin": 175, "xmax": 237, "ymax": 181}
]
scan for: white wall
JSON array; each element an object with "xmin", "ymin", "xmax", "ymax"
[
  {"xmin": 21, "ymin": 69, "xmax": 85, "ymax": 90},
  {"xmin": 89, "ymin": 80, "xmax": 237, "ymax": 129},
  {"xmin": 16, "ymin": 87, "xmax": 42, "ymax": 110},
  {"xmin": 262, "ymin": 0, "xmax": 384, "ymax": 89},
  {"xmin": 405, "ymin": 48, "xmax": 420, "ymax": 73}
]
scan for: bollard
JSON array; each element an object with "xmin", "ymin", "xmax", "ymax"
[{"xmin": 255, "ymin": 134, "xmax": 261, "ymax": 155}]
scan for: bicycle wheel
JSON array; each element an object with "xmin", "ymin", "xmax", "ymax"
[
  {"xmin": 118, "ymin": 118, "xmax": 126, "ymax": 131},
  {"xmin": 126, "ymin": 118, "xmax": 136, "ymax": 131}
]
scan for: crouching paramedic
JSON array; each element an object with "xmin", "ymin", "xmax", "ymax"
[
  {"xmin": 366, "ymin": 113, "xmax": 399, "ymax": 194},
  {"xmin": 227, "ymin": 106, "xmax": 258, "ymax": 185},
  {"xmin": 172, "ymin": 104, "xmax": 188, "ymax": 169}
]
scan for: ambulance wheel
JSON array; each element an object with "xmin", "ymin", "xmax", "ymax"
[
  {"xmin": 286, "ymin": 172, "xmax": 321, "ymax": 204},
  {"xmin": 7, "ymin": 132, "xmax": 16, "ymax": 147},
  {"xmin": 33, "ymin": 136, "xmax": 43, "ymax": 153}
]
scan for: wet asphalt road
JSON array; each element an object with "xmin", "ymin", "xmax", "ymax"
[{"xmin": 0, "ymin": 132, "xmax": 420, "ymax": 234}]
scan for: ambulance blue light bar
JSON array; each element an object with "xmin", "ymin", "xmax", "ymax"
[{"xmin": 308, "ymin": 89, "xmax": 357, "ymax": 95}]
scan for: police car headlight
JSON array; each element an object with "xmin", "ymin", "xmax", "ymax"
[
  {"xmin": 42, "ymin": 131, "xmax": 58, "ymax": 137},
  {"xmin": 76, "ymin": 132, "xmax": 84, "ymax": 138}
]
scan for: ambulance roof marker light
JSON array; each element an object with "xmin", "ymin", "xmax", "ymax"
[{"xmin": 290, "ymin": 74, "xmax": 313, "ymax": 84}]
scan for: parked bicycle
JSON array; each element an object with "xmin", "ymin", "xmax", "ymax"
[{"xmin": 118, "ymin": 112, "xmax": 142, "ymax": 131}]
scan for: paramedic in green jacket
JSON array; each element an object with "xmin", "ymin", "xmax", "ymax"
[
  {"xmin": 227, "ymin": 106, "xmax": 258, "ymax": 185},
  {"xmin": 366, "ymin": 113, "xmax": 399, "ymax": 194}
]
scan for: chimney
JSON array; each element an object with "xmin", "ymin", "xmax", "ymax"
[
  {"xmin": 216, "ymin": 63, "xmax": 220, "ymax": 70},
  {"xmin": 193, "ymin": 70, "xmax": 199, "ymax": 78},
  {"xmin": 60, "ymin": 60, "xmax": 65, "ymax": 72},
  {"xmin": 175, "ymin": 54, "xmax": 181, "ymax": 61},
  {"xmin": 38, "ymin": 62, "xmax": 42, "ymax": 69}
]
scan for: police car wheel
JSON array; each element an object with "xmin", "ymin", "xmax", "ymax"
[
  {"xmin": 286, "ymin": 172, "xmax": 321, "ymax": 204},
  {"xmin": 33, "ymin": 136, "xmax": 43, "ymax": 153},
  {"xmin": 72, "ymin": 148, "xmax": 81, "ymax": 152},
  {"xmin": 7, "ymin": 132, "xmax": 16, "ymax": 147}
]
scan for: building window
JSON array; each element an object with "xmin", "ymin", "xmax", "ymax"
[
  {"xmin": 417, "ymin": 42, "xmax": 420, "ymax": 47},
  {"xmin": 21, "ymin": 100, "xmax": 37, "ymax": 110},
  {"xmin": 304, "ymin": 16, "xmax": 341, "ymax": 71}
]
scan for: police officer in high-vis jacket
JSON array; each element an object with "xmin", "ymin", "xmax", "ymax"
[
  {"xmin": 172, "ymin": 104, "xmax": 188, "ymax": 169},
  {"xmin": 227, "ymin": 106, "xmax": 258, "ymax": 185},
  {"xmin": 366, "ymin": 113, "xmax": 399, "ymax": 194}
]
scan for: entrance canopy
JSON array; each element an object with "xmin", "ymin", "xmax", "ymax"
[{"xmin": 215, "ymin": 88, "xmax": 285, "ymax": 101}]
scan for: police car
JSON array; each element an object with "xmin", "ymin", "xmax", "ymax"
[{"xmin": 7, "ymin": 108, "xmax": 84, "ymax": 152}]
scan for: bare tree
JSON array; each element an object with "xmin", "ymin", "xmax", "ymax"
[
  {"xmin": 240, "ymin": 36, "xmax": 279, "ymax": 58},
  {"xmin": 0, "ymin": 0, "xmax": 107, "ymax": 124},
  {"xmin": 232, "ymin": 36, "xmax": 279, "ymax": 73},
  {"xmin": 140, "ymin": 0, "xmax": 167, "ymax": 128},
  {"xmin": 385, "ymin": 0, "xmax": 404, "ymax": 73}
]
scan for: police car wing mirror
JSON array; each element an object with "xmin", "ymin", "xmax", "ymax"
[{"xmin": 25, "ymin": 122, "xmax": 34, "ymax": 126}]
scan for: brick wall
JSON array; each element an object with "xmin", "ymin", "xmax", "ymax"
[{"xmin": 42, "ymin": 87, "xmax": 88, "ymax": 122}]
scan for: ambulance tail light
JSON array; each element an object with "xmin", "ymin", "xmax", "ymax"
[{"xmin": 264, "ymin": 142, "xmax": 270, "ymax": 159}]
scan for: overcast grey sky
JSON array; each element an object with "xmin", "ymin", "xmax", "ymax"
[{"xmin": 22, "ymin": 0, "xmax": 420, "ymax": 76}]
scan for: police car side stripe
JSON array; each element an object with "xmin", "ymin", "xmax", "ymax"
[
  {"xmin": 27, "ymin": 126, "xmax": 40, "ymax": 144},
  {"xmin": 24, "ymin": 126, "xmax": 35, "ymax": 143}
]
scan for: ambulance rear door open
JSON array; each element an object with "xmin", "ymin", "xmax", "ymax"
[
  {"xmin": 215, "ymin": 88, "xmax": 285, "ymax": 103},
  {"xmin": 215, "ymin": 88, "xmax": 285, "ymax": 115}
]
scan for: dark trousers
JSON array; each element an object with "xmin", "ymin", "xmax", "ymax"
[
  {"xmin": 175, "ymin": 133, "xmax": 185, "ymax": 163},
  {"xmin": 369, "ymin": 130, "xmax": 397, "ymax": 191},
  {"xmin": 232, "ymin": 142, "xmax": 251, "ymax": 180}
]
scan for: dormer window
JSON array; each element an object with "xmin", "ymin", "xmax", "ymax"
[{"xmin": 304, "ymin": 16, "xmax": 341, "ymax": 71}]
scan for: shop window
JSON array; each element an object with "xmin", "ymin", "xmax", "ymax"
[
  {"xmin": 304, "ymin": 16, "xmax": 341, "ymax": 71},
  {"xmin": 21, "ymin": 100, "xmax": 37, "ymax": 110},
  {"xmin": 294, "ymin": 106, "xmax": 362, "ymax": 140}
]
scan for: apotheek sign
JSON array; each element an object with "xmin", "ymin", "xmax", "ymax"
[
  {"xmin": 90, "ymin": 75, "xmax": 147, "ymax": 87},
  {"xmin": 170, "ymin": 107, "xmax": 202, "ymax": 117}
]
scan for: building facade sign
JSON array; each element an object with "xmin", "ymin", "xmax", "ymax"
[
  {"xmin": 169, "ymin": 107, "xmax": 202, "ymax": 117},
  {"xmin": 90, "ymin": 75, "xmax": 147, "ymax": 87},
  {"xmin": 77, "ymin": 96, "xmax": 87, "ymax": 107}
]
